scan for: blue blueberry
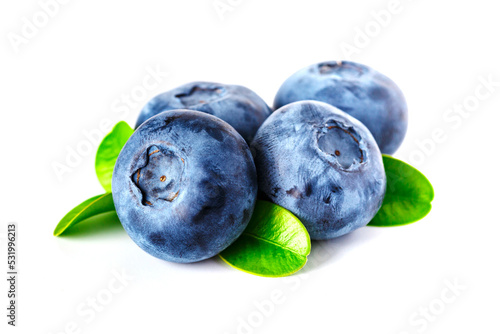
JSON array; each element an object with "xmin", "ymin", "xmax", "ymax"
[
  {"xmin": 274, "ymin": 61, "xmax": 408, "ymax": 154},
  {"xmin": 251, "ymin": 101, "xmax": 386, "ymax": 240},
  {"xmin": 136, "ymin": 81, "xmax": 272, "ymax": 143},
  {"xmin": 113, "ymin": 110, "xmax": 258, "ymax": 263}
]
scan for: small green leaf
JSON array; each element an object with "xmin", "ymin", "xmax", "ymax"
[
  {"xmin": 219, "ymin": 201, "xmax": 311, "ymax": 277},
  {"xmin": 369, "ymin": 155, "xmax": 434, "ymax": 227},
  {"xmin": 54, "ymin": 193, "xmax": 116, "ymax": 236},
  {"xmin": 58, "ymin": 211, "xmax": 123, "ymax": 237},
  {"xmin": 95, "ymin": 121, "xmax": 133, "ymax": 192}
]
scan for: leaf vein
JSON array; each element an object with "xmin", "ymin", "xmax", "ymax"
[{"xmin": 243, "ymin": 232, "xmax": 306, "ymax": 257}]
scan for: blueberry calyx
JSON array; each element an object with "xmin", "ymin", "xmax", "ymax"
[
  {"xmin": 317, "ymin": 61, "xmax": 364, "ymax": 77},
  {"xmin": 316, "ymin": 120, "xmax": 365, "ymax": 170},
  {"xmin": 174, "ymin": 86, "xmax": 226, "ymax": 107},
  {"xmin": 131, "ymin": 145, "xmax": 184, "ymax": 207}
]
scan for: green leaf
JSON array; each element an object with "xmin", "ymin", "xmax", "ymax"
[
  {"xmin": 57, "ymin": 211, "xmax": 123, "ymax": 237},
  {"xmin": 369, "ymin": 155, "xmax": 434, "ymax": 227},
  {"xmin": 95, "ymin": 121, "xmax": 133, "ymax": 192},
  {"xmin": 54, "ymin": 193, "xmax": 116, "ymax": 236},
  {"xmin": 219, "ymin": 200, "xmax": 311, "ymax": 277}
]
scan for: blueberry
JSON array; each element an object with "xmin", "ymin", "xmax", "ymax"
[
  {"xmin": 251, "ymin": 101, "xmax": 386, "ymax": 240},
  {"xmin": 136, "ymin": 81, "xmax": 272, "ymax": 143},
  {"xmin": 274, "ymin": 61, "xmax": 408, "ymax": 154},
  {"xmin": 113, "ymin": 110, "xmax": 258, "ymax": 263}
]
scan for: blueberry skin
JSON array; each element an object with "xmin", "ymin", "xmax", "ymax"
[
  {"xmin": 273, "ymin": 61, "xmax": 408, "ymax": 154},
  {"xmin": 136, "ymin": 81, "xmax": 272, "ymax": 143},
  {"xmin": 113, "ymin": 110, "xmax": 258, "ymax": 263},
  {"xmin": 251, "ymin": 101, "xmax": 386, "ymax": 240}
]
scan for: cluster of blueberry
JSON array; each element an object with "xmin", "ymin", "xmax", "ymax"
[{"xmin": 112, "ymin": 60, "xmax": 408, "ymax": 263}]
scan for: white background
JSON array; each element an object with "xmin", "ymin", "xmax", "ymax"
[{"xmin": 1, "ymin": 0, "xmax": 499, "ymax": 333}]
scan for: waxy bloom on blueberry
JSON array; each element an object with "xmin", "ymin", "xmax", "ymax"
[
  {"xmin": 274, "ymin": 61, "xmax": 408, "ymax": 154},
  {"xmin": 113, "ymin": 110, "xmax": 258, "ymax": 263},
  {"xmin": 251, "ymin": 100, "xmax": 386, "ymax": 240},
  {"xmin": 136, "ymin": 81, "xmax": 272, "ymax": 143}
]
